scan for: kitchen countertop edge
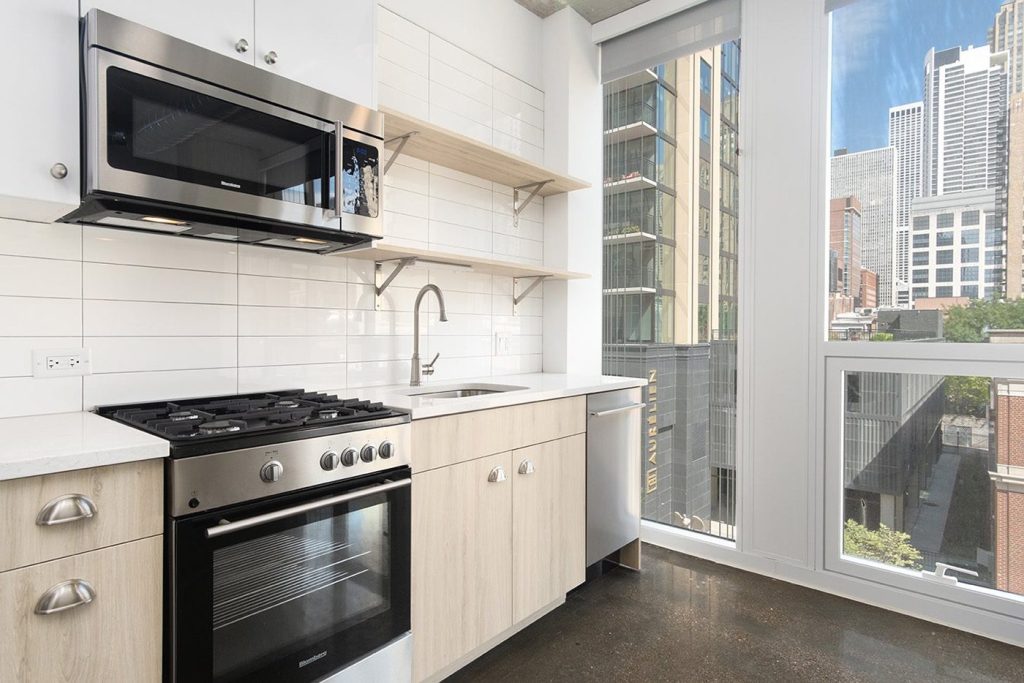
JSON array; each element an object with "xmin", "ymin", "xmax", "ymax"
[{"xmin": 0, "ymin": 411, "xmax": 169, "ymax": 482}]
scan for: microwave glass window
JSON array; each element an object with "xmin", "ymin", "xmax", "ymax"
[
  {"xmin": 339, "ymin": 140, "xmax": 380, "ymax": 218},
  {"xmin": 105, "ymin": 67, "xmax": 329, "ymax": 209}
]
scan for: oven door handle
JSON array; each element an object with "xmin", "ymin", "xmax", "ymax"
[{"xmin": 205, "ymin": 478, "xmax": 410, "ymax": 539}]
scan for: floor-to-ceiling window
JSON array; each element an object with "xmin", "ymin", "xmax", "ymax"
[
  {"xmin": 602, "ymin": 34, "xmax": 741, "ymax": 541},
  {"xmin": 825, "ymin": 0, "xmax": 1024, "ymax": 618}
]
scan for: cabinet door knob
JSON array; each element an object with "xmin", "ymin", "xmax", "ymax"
[
  {"xmin": 264, "ymin": 50, "xmax": 278, "ymax": 65},
  {"xmin": 35, "ymin": 494, "xmax": 97, "ymax": 526},
  {"xmin": 518, "ymin": 459, "xmax": 535, "ymax": 475},
  {"xmin": 235, "ymin": 38, "xmax": 249, "ymax": 53},
  {"xmin": 487, "ymin": 466, "xmax": 507, "ymax": 483},
  {"xmin": 49, "ymin": 162, "xmax": 68, "ymax": 179},
  {"xmin": 35, "ymin": 579, "xmax": 96, "ymax": 615}
]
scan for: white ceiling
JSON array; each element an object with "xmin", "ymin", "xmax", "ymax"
[{"xmin": 514, "ymin": 0, "xmax": 649, "ymax": 24}]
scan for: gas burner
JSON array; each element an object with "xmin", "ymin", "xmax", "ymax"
[
  {"xmin": 275, "ymin": 399, "xmax": 300, "ymax": 408},
  {"xmin": 168, "ymin": 410, "xmax": 201, "ymax": 422},
  {"xmin": 317, "ymin": 409, "xmax": 340, "ymax": 420},
  {"xmin": 198, "ymin": 420, "xmax": 245, "ymax": 435}
]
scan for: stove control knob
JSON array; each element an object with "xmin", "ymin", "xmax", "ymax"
[
  {"xmin": 320, "ymin": 450, "xmax": 341, "ymax": 471},
  {"xmin": 360, "ymin": 444, "xmax": 377, "ymax": 463},
  {"xmin": 340, "ymin": 448, "xmax": 358, "ymax": 467},
  {"xmin": 379, "ymin": 441, "xmax": 396, "ymax": 459},
  {"xmin": 260, "ymin": 460, "xmax": 284, "ymax": 483}
]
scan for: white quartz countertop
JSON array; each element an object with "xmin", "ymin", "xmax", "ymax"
[
  {"xmin": 353, "ymin": 373, "xmax": 647, "ymax": 419},
  {"xmin": 0, "ymin": 411, "xmax": 169, "ymax": 481}
]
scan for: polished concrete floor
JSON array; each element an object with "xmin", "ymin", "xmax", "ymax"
[{"xmin": 449, "ymin": 544, "xmax": 1023, "ymax": 682}]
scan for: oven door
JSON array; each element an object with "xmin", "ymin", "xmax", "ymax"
[
  {"xmin": 169, "ymin": 468, "xmax": 410, "ymax": 683},
  {"xmin": 85, "ymin": 49, "xmax": 382, "ymax": 239}
]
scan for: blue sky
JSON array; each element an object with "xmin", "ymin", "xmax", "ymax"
[{"xmin": 831, "ymin": 0, "xmax": 1004, "ymax": 153}]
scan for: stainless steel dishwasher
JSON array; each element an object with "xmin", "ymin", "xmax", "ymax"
[{"xmin": 587, "ymin": 387, "xmax": 645, "ymax": 570}]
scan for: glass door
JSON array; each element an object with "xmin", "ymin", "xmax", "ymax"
[{"xmin": 171, "ymin": 470, "xmax": 411, "ymax": 683}]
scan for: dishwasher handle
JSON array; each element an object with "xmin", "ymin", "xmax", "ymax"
[{"xmin": 588, "ymin": 402, "xmax": 646, "ymax": 418}]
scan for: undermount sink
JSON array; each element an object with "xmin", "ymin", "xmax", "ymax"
[{"xmin": 407, "ymin": 383, "xmax": 527, "ymax": 399}]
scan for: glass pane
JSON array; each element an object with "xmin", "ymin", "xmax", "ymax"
[
  {"xmin": 842, "ymin": 371, "xmax": 1024, "ymax": 599},
  {"xmin": 211, "ymin": 500, "xmax": 393, "ymax": 680},
  {"xmin": 106, "ymin": 67, "xmax": 328, "ymax": 209},
  {"xmin": 602, "ymin": 39, "xmax": 742, "ymax": 542},
  {"xmin": 827, "ymin": 0, "xmax": 1015, "ymax": 341}
]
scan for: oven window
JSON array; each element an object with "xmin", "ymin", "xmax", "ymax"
[{"xmin": 105, "ymin": 67, "xmax": 329, "ymax": 209}]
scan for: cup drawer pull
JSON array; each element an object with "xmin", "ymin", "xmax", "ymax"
[
  {"xmin": 34, "ymin": 579, "xmax": 96, "ymax": 615},
  {"xmin": 35, "ymin": 494, "xmax": 97, "ymax": 526}
]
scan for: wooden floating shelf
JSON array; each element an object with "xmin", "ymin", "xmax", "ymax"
[
  {"xmin": 342, "ymin": 243, "xmax": 590, "ymax": 281},
  {"xmin": 381, "ymin": 106, "xmax": 591, "ymax": 197}
]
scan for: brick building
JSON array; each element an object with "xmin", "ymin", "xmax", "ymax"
[
  {"xmin": 859, "ymin": 268, "xmax": 878, "ymax": 309},
  {"xmin": 992, "ymin": 380, "xmax": 1024, "ymax": 595}
]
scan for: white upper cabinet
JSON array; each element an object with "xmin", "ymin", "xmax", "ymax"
[
  {"xmin": 254, "ymin": 0, "xmax": 375, "ymax": 107},
  {"xmin": 82, "ymin": 0, "xmax": 256, "ymax": 63},
  {"xmin": 0, "ymin": 0, "xmax": 80, "ymax": 222}
]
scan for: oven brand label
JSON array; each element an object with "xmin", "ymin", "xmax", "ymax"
[
  {"xmin": 220, "ymin": 180, "xmax": 242, "ymax": 189},
  {"xmin": 299, "ymin": 651, "xmax": 328, "ymax": 668}
]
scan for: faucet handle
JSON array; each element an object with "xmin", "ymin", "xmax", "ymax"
[{"xmin": 422, "ymin": 352, "xmax": 440, "ymax": 376}]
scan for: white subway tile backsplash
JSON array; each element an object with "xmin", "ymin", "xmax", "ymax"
[
  {"xmin": 238, "ymin": 246, "xmax": 347, "ymax": 282},
  {"xmin": 429, "ymin": 35, "xmax": 493, "ymax": 85},
  {"xmin": 0, "ymin": 296, "xmax": 82, "ymax": 336},
  {"xmin": 492, "ymin": 90, "xmax": 545, "ymax": 130},
  {"xmin": 83, "ymin": 227, "xmax": 237, "ymax": 273},
  {"xmin": 385, "ymin": 186, "xmax": 430, "ymax": 218},
  {"xmin": 347, "ymin": 335, "xmax": 412, "ymax": 362},
  {"xmin": 429, "ymin": 105, "xmax": 492, "ymax": 146},
  {"xmin": 383, "ymin": 212, "xmax": 430, "ymax": 245},
  {"xmin": 427, "ymin": 83, "xmax": 493, "ymax": 128},
  {"xmin": 493, "ymin": 69, "xmax": 544, "ymax": 110},
  {"xmin": 423, "ymin": 335, "xmax": 491, "ymax": 359},
  {"xmin": 238, "ymin": 337, "xmax": 346, "ymax": 367},
  {"xmin": 0, "ymin": 219, "xmax": 81, "ymax": 260},
  {"xmin": 0, "ymin": 255, "xmax": 81, "ymax": 298},
  {"xmin": 346, "ymin": 360, "xmax": 408, "ymax": 388},
  {"xmin": 428, "ymin": 198, "xmax": 492, "ymax": 232},
  {"xmin": 238, "ymin": 364, "xmax": 346, "ymax": 393},
  {"xmin": 238, "ymin": 275, "xmax": 346, "ymax": 309},
  {"xmin": 429, "ymin": 58, "xmax": 491, "ymax": 105},
  {"xmin": 346, "ymin": 310, "xmax": 414, "ymax": 336},
  {"xmin": 348, "ymin": 283, "xmax": 420, "ymax": 312},
  {"xmin": 426, "ymin": 313, "xmax": 492, "ymax": 337},
  {"xmin": 238, "ymin": 306, "xmax": 346, "ymax": 337},
  {"xmin": 378, "ymin": 8, "xmax": 429, "ymax": 53},
  {"xmin": 87, "ymin": 337, "xmax": 237, "ymax": 374},
  {"xmin": 83, "ymin": 301, "xmax": 236, "ymax": 337},
  {"xmin": 493, "ymin": 113, "xmax": 544, "ymax": 148},
  {"xmin": 492, "ymin": 132, "xmax": 544, "ymax": 165},
  {"xmin": 378, "ymin": 57, "xmax": 430, "ymax": 101},
  {"xmin": 379, "ymin": 34, "xmax": 429, "ymax": 76},
  {"xmin": 428, "ymin": 221, "xmax": 492, "ymax": 255},
  {"xmin": 430, "ymin": 356, "xmax": 492, "ymax": 381},
  {"xmin": 0, "ymin": 376, "xmax": 82, "ymax": 418},
  {"xmin": 83, "ymin": 369, "xmax": 237, "ymax": 408},
  {"xmin": 0, "ymin": 337, "xmax": 80, "ymax": 377},
  {"xmin": 84, "ymin": 263, "xmax": 236, "ymax": 304},
  {"xmin": 379, "ymin": 85, "xmax": 430, "ymax": 121},
  {"xmin": 428, "ymin": 175, "xmax": 493, "ymax": 211}
]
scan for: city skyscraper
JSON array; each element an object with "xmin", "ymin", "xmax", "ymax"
[
  {"xmin": 829, "ymin": 196, "xmax": 863, "ymax": 303},
  {"xmin": 991, "ymin": 0, "xmax": 1024, "ymax": 298},
  {"xmin": 831, "ymin": 147, "xmax": 898, "ymax": 307},
  {"xmin": 889, "ymin": 102, "xmax": 923, "ymax": 307},
  {"xmin": 922, "ymin": 45, "xmax": 1008, "ymax": 197}
]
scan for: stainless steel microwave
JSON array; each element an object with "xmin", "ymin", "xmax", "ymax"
[{"xmin": 62, "ymin": 10, "xmax": 384, "ymax": 254}]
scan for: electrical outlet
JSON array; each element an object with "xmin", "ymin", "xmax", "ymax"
[
  {"xmin": 33, "ymin": 348, "xmax": 91, "ymax": 377},
  {"xmin": 494, "ymin": 333, "xmax": 512, "ymax": 356}
]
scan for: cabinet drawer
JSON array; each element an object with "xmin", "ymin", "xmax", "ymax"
[
  {"xmin": 412, "ymin": 396, "xmax": 586, "ymax": 471},
  {"xmin": 0, "ymin": 460, "xmax": 163, "ymax": 572},
  {"xmin": 0, "ymin": 536, "xmax": 162, "ymax": 683}
]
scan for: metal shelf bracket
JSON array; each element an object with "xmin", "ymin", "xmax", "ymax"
[
  {"xmin": 374, "ymin": 257, "xmax": 417, "ymax": 310},
  {"xmin": 382, "ymin": 132, "xmax": 418, "ymax": 176},
  {"xmin": 513, "ymin": 180, "xmax": 552, "ymax": 227},
  {"xmin": 512, "ymin": 275, "xmax": 551, "ymax": 315}
]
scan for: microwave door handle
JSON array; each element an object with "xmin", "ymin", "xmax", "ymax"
[
  {"xmin": 324, "ymin": 120, "xmax": 344, "ymax": 222},
  {"xmin": 205, "ymin": 477, "xmax": 409, "ymax": 539}
]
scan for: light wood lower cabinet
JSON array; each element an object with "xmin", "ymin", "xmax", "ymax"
[
  {"xmin": 511, "ymin": 433, "xmax": 586, "ymax": 623},
  {"xmin": 411, "ymin": 427, "xmax": 587, "ymax": 682},
  {"xmin": 0, "ymin": 535, "xmax": 162, "ymax": 682},
  {"xmin": 412, "ymin": 452, "xmax": 513, "ymax": 681}
]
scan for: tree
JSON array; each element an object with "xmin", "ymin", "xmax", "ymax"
[
  {"xmin": 944, "ymin": 298, "xmax": 1024, "ymax": 342},
  {"xmin": 843, "ymin": 519, "xmax": 923, "ymax": 569},
  {"xmin": 945, "ymin": 376, "xmax": 990, "ymax": 418}
]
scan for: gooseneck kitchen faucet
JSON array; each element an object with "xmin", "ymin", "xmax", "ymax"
[{"xmin": 410, "ymin": 284, "xmax": 448, "ymax": 386}]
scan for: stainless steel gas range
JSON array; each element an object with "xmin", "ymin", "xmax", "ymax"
[{"xmin": 97, "ymin": 390, "xmax": 412, "ymax": 683}]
